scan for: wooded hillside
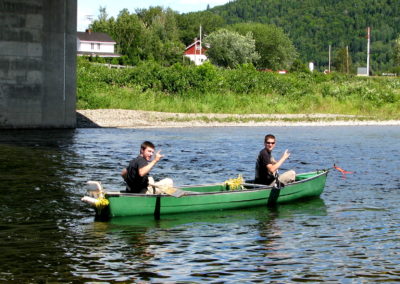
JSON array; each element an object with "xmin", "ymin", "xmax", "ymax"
[{"xmin": 210, "ymin": 0, "xmax": 400, "ymax": 72}]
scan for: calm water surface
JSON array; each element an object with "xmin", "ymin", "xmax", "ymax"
[{"xmin": 0, "ymin": 126, "xmax": 399, "ymax": 282}]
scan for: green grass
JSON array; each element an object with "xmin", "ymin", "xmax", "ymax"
[{"xmin": 77, "ymin": 59, "xmax": 400, "ymax": 120}]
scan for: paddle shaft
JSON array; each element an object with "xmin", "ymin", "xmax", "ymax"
[
  {"xmin": 154, "ymin": 196, "xmax": 161, "ymax": 220},
  {"xmin": 267, "ymin": 174, "xmax": 282, "ymax": 207}
]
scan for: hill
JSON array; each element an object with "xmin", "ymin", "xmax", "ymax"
[{"xmin": 209, "ymin": 0, "xmax": 400, "ymax": 73}]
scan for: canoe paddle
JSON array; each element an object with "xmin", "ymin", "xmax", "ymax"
[
  {"xmin": 148, "ymin": 180, "xmax": 189, "ymax": 198},
  {"xmin": 267, "ymin": 173, "xmax": 283, "ymax": 207}
]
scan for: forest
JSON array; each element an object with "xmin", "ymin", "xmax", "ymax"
[
  {"xmin": 88, "ymin": 0, "xmax": 400, "ymax": 73},
  {"xmin": 210, "ymin": 0, "xmax": 400, "ymax": 73}
]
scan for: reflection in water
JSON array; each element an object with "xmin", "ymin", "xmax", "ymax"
[
  {"xmin": 65, "ymin": 199, "xmax": 328, "ymax": 282},
  {"xmin": 0, "ymin": 130, "xmax": 86, "ymax": 282},
  {"xmin": 1, "ymin": 127, "xmax": 400, "ymax": 282}
]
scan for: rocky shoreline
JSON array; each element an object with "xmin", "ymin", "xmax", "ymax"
[{"xmin": 76, "ymin": 109, "xmax": 400, "ymax": 128}]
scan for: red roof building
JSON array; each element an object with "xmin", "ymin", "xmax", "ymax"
[{"xmin": 184, "ymin": 39, "xmax": 207, "ymax": 65}]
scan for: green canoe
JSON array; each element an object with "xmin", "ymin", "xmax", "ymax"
[{"xmin": 83, "ymin": 170, "xmax": 328, "ymax": 219}]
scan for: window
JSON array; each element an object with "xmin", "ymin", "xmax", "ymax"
[
  {"xmin": 91, "ymin": 43, "xmax": 94, "ymax": 50},
  {"xmin": 97, "ymin": 43, "xmax": 100, "ymax": 50}
]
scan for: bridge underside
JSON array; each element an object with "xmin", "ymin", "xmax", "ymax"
[{"xmin": 0, "ymin": 0, "xmax": 77, "ymax": 128}]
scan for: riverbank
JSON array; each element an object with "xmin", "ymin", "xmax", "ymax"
[
  {"xmin": 77, "ymin": 61, "xmax": 400, "ymax": 121},
  {"xmin": 76, "ymin": 109, "xmax": 400, "ymax": 128}
]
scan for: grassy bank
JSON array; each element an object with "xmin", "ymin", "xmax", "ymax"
[{"xmin": 77, "ymin": 59, "xmax": 400, "ymax": 120}]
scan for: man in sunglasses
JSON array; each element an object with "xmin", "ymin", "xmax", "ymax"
[{"xmin": 254, "ymin": 134, "xmax": 295, "ymax": 185}]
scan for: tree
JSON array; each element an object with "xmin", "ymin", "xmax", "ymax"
[
  {"xmin": 394, "ymin": 35, "xmax": 400, "ymax": 66},
  {"xmin": 113, "ymin": 9, "xmax": 146, "ymax": 63},
  {"xmin": 90, "ymin": 7, "xmax": 184, "ymax": 66},
  {"xmin": 90, "ymin": 6, "xmax": 113, "ymax": 34},
  {"xmin": 333, "ymin": 46, "xmax": 352, "ymax": 73},
  {"xmin": 176, "ymin": 11, "xmax": 225, "ymax": 46},
  {"xmin": 289, "ymin": 59, "xmax": 310, "ymax": 73},
  {"xmin": 205, "ymin": 29, "xmax": 260, "ymax": 68},
  {"xmin": 210, "ymin": 0, "xmax": 400, "ymax": 72},
  {"xmin": 141, "ymin": 7, "xmax": 185, "ymax": 65},
  {"xmin": 229, "ymin": 22, "xmax": 298, "ymax": 69}
]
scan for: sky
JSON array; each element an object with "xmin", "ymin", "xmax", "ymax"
[{"xmin": 77, "ymin": 0, "xmax": 231, "ymax": 31}]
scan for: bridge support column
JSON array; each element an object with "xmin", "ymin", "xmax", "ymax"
[{"xmin": 0, "ymin": 0, "xmax": 77, "ymax": 128}]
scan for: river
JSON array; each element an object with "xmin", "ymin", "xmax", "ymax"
[{"xmin": 0, "ymin": 126, "xmax": 399, "ymax": 282}]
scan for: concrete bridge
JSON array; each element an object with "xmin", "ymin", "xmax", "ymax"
[{"xmin": 0, "ymin": 0, "xmax": 77, "ymax": 128}]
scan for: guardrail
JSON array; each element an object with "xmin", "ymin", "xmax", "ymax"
[{"xmin": 92, "ymin": 63, "xmax": 134, "ymax": 69}]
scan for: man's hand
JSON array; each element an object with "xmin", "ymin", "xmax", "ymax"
[
  {"xmin": 282, "ymin": 149, "xmax": 291, "ymax": 160},
  {"xmin": 268, "ymin": 149, "xmax": 291, "ymax": 174},
  {"xmin": 154, "ymin": 150, "xmax": 164, "ymax": 162}
]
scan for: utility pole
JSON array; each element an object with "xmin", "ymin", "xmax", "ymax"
[
  {"xmin": 328, "ymin": 44, "xmax": 331, "ymax": 73},
  {"xmin": 366, "ymin": 27, "xmax": 370, "ymax": 76},
  {"xmin": 199, "ymin": 25, "xmax": 202, "ymax": 59},
  {"xmin": 346, "ymin": 45, "xmax": 349, "ymax": 74}
]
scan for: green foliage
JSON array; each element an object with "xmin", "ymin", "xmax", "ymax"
[
  {"xmin": 89, "ymin": 5, "xmax": 299, "ymax": 70},
  {"xmin": 91, "ymin": 7, "xmax": 184, "ymax": 66},
  {"xmin": 334, "ymin": 47, "xmax": 352, "ymax": 73},
  {"xmin": 77, "ymin": 60, "xmax": 400, "ymax": 119},
  {"xmin": 205, "ymin": 29, "xmax": 260, "ymax": 68},
  {"xmin": 88, "ymin": 1, "xmax": 400, "ymax": 73},
  {"xmin": 210, "ymin": 0, "xmax": 400, "ymax": 73},
  {"xmin": 229, "ymin": 23, "xmax": 298, "ymax": 69},
  {"xmin": 394, "ymin": 35, "xmax": 400, "ymax": 66},
  {"xmin": 289, "ymin": 59, "xmax": 310, "ymax": 73},
  {"xmin": 176, "ymin": 11, "xmax": 226, "ymax": 46}
]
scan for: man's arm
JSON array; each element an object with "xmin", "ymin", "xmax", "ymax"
[
  {"xmin": 267, "ymin": 149, "xmax": 291, "ymax": 174},
  {"xmin": 138, "ymin": 150, "xmax": 164, "ymax": 177}
]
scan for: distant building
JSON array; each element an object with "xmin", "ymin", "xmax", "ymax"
[
  {"xmin": 77, "ymin": 30, "xmax": 120, "ymax": 58},
  {"xmin": 309, "ymin": 62, "xmax": 314, "ymax": 72},
  {"xmin": 357, "ymin": 67, "xmax": 368, "ymax": 76},
  {"xmin": 184, "ymin": 39, "xmax": 207, "ymax": 66}
]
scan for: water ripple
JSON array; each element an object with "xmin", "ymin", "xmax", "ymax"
[{"xmin": 1, "ymin": 127, "xmax": 400, "ymax": 282}]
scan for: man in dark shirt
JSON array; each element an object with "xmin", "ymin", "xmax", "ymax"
[
  {"xmin": 255, "ymin": 134, "xmax": 295, "ymax": 185},
  {"xmin": 121, "ymin": 141, "xmax": 163, "ymax": 193}
]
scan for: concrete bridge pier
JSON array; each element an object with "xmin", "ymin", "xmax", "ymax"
[{"xmin": 0, "ymin": 0, "xmax": 77, "ymax": 128}]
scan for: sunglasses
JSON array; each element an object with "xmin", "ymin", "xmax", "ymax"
[{"xmin": 266, "ymin": 142, "xmax": 275, "ymax": 145}]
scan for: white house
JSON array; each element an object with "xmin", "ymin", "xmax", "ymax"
[
  {"xmin": 77, "ymin": 30, "xmax": 120, "ymax": 57},
  {"xmin": 184, "ymin": 39, "xmax": 207, "ymax": 66}
]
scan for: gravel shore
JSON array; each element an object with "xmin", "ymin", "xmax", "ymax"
[{"xmin": 76, "ymin": 109, "xmax": 400, "ymax": 128}]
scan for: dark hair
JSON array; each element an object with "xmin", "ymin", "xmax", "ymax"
[
  {"xmin": 140, "ymin": 141, "xmax": 155, "ymax": 151},
  {"xmin": 264, "ymin": 134, "xmax": 275, "ymax": 143}
]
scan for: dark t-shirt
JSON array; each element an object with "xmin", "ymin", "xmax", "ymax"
[
  {"xmin": 125, "ymin": 155, "xmax": 149, "ymax": 193},
  {"xmin": 255, "ymin": 148, "xmax": 275, "ymax": 185}
]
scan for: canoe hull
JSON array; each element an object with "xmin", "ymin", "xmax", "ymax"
[{"xmin": 96, "ymin": 170, "xmax": 328, "ymax": 218}]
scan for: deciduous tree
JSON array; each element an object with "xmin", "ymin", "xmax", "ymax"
[
  {"xmin": 205, "ymin": 29, "xmax": 260, "ymax": 68},
  {"xmin": 229, "ymin": 23, "xmax": 297, "ymax": 70},
  {"xmin": 394, "ymin": 35, "xmax": 400, "ymax": 66}
]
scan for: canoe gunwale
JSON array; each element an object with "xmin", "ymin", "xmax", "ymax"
[{"xmin": 105, "ymin": 170, "xmax": 329, "ymax": 198}]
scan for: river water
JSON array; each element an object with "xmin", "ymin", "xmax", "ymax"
[{"xmin": 0, "ymin": 126, "xmax": 399, "ymax": 282}]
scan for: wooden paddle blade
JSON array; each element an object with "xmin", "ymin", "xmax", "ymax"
[
  {"xmin": 162, "ymin": 186, "xmax": 177, "ymax": 195},
  {"xmin": 159, "ymin": 186, "xmax": 186, "ymax": 197},
  {"xmin": 170, "ymin": 189, "xmax": 186, "ymax": 198}
]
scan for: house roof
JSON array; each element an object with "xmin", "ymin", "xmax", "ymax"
[
  {"xmin": 185, "ymin": 39, "xmax": 204, "ymax": 50},
  {"xmin": 77, "ymin": 31, "xmax": 116, "ymax": 43},
  {"xmin": 184, "ymin": 39, "xmax": 207, "ymax": 55}
]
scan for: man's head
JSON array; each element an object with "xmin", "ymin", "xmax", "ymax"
[
  {"xmin": 140, "ymin": 141, "xmax": 155, "ymax": 161},
  {"xmin": 264, "ymin": 134, "xmax": 276, "ymax": 152}
]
